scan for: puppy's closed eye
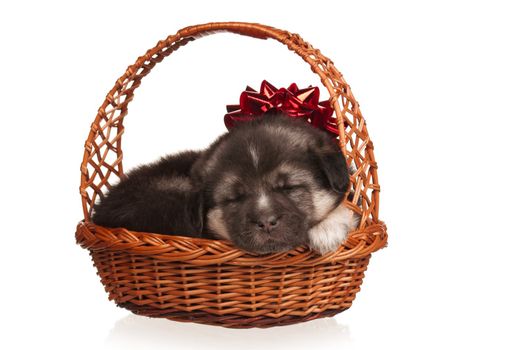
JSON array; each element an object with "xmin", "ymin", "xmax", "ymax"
[
  {"xmin": 274, "ymin": 183, "xmax": 305, "ymax": 193},
  {"xmin": 214, "ymin": 175, "xmax": 248, "ymax": 204},
  {"xmin": 272, "ymin": 173, "xmax": 306, "ymax": 193},
  {"xmin": 218, "ymin": 187, "xmax": 247, "ymax": 204},
  {"xmin": 223, "ymin": 192, "xmax": 246, "ymax": 204}
]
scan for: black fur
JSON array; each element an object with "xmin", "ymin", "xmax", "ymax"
[{"xmin": 91, "ymin": 150, "xmax": 204, "ymax": 236}]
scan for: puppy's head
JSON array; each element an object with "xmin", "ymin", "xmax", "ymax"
[{"xmin": 193, "ymin": 114, "xmax": 350, "ymax": 254}]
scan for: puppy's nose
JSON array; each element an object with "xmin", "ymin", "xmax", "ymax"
[{"xmin": 256, "ymin": 215, "xmax": 280, "ymax": 233}]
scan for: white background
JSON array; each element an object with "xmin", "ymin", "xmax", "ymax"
[{"xmin": 1, "ymin": 1, "xmax": 526, "ymax": 349}]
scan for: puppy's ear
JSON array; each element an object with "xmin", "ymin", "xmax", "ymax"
[
  {"xmin": 185, "ymin": 189, "xmax": 204, "ymax": 234},
  {"xmin": 311, "ymin": 142, "xmax": 350, "ymax": 194}
]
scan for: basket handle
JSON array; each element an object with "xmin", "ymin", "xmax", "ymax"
[
  {"xmin": 80, "ymin": 22, "xmax": 379, "ymax": 225},
  {"xmin": 179, "ymin": 22, "xmax": 279, "ymax": 40}
]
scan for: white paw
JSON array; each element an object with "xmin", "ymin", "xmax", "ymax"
[{"xmin": 308, "ymin": 204, "xmax": 360, "ymax": 255}]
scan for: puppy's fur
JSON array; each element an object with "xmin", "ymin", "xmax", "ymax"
[
  {"xmin": 91, "ymin": 151, "xmax": 204, "ymax": 235},
  {"xmin": 92, "ymin": 114, "xmax": 359, "ymax": 254}
]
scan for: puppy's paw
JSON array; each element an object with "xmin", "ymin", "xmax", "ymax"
[{"xmin": 308, "ymin": 204, "xmax": 360, "ymax": 255}]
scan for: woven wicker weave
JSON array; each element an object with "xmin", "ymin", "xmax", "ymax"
[{"xmin": 75, "ymin": 22, "xmax": 388, "ymax": 329}]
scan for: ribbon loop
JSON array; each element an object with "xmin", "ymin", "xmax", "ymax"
[{"xmin": 224, "ymin": 80, "xmax": 338, "ymax": 138}]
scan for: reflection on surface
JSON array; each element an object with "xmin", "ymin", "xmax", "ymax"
[{"xmin": 106, "ymin": 313, "xmax": 353, "ymax": 350}]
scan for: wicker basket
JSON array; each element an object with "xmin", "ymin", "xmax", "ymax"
[{"xmin": 75, "ymin": 22, "xmax": 388, "ymax": 329}]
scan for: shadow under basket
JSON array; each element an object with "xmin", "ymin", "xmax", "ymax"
[{"xmin": 75, "ymin": 22, "xmax": 388, "ymax": 329}]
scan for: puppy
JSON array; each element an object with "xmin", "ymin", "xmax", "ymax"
[{"xmin": 92, "ymin": 114, "xmax": 359, "ymax": 254}]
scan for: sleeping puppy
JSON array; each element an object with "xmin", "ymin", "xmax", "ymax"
[{"xmin": 92, "ymin": 113, "xmax": 359, "ymax": 254}]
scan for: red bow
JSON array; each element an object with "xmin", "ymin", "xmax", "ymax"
[{"xmin": 225, "ymin": 80, "xmax": 338, "ymax": 138}]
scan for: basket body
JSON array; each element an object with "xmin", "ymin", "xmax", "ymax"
[
  {"xmin": 76, "ymin": 22, "xmax": 388, "ymax": 328},
  {"xmin": 94, "ymin": 252, "xmax": 370, "ymax": 328},
  {"xmin": 77, "ymin": 221, "xmax": 385, "ymax": 328}
]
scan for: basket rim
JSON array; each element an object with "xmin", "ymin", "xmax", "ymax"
[{"xmin": 76, "ymin": 219, "xmax": 387, "ymax": 267}]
